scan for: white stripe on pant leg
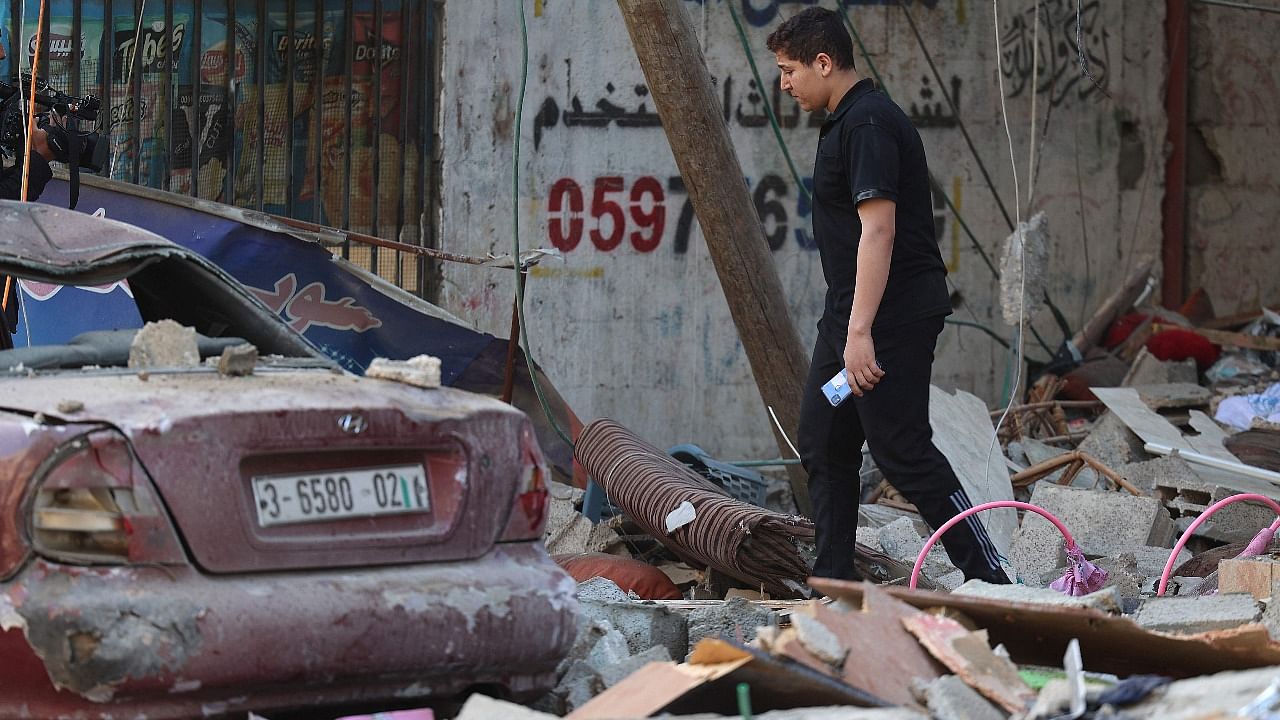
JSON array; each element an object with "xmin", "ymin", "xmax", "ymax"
[
  {"xmin": 951, "ymin": 491, "xmax": 1004, "ymax": 570},
  {"xmin": 948, "ymin": 493, "xmax": 1001, "ymax": 569}
]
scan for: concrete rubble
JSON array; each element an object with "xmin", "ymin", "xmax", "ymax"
[{"xmin": 511, "ymin": 298, "xmax": 1280, "ymax": 719}]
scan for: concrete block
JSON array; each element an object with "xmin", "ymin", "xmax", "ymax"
[
  {"xmin": 954, "ymin": 580, "xmax": 1122, "ymax": 614},
  {"xmin": 878, "ymin": 516, "xmax": 956, "ymax": 578},
  {"xmin": 129, "ymin": 320, "xmax": 200, "ymax": 368},
  {"xmin": 553, "ymin": 660, "xmax": 604, "ymax": 713},
  {"xmin": 576, "ymin": 577, "xmax": 630, "ymax": 603},
  {"xmin": 216, "ymin": 343, "xmax": 257, "ymax": 376},
  {"xmin": 1145, "ymin": 456, "xmax": 1280, "ymax": 544},
  {"xmin": 597, "ymin": 645, "xmax": 671, "ymax": 688},
  {"xmin": 580, "ymin": 599, "xmax": 688, "ymax": 661},
  {"xmin": 1014, "ymin": 484, "xmax": 1174, "ymax": 572},
  {"xmin": 1123, "ymin": 348, "xmax": 1198, "ymax": 387},
  {"xmin": 685, "ymin": 597, "xmax": 774, "ymax": 655},
  {"xmin": 1077, "ymin": 411, "xmax": 1150, "ymax": 469},
  {"xmin": 919, "ymin": 675, "xmax": 1006, "ymax": 720},
  {"xmin": 1134, "ymin": 594, "xmax": 1261, "ymax": 634},
  {"xmin": 1132, "ymin": 382, "xmax": 1212, "ymax": 410},
  {"xmin": 1130, "ymin": 545, "xmax": 1192, "ymax": 578},
  {"xmin": 1092, "ymin": 553, "xmax": 1144, "ymax": 600},
  {"xmin": 792, "ymin": 612, "xmax": 847, "ymax": 666},
  {"xmin": 1120, "ymin": 454, "xmax": 1201, "ymax": 496}
]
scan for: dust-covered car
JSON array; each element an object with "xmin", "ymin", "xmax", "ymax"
[{"xmin": 0, "ymin": 202, "xmax": 575, "ymax": 718}]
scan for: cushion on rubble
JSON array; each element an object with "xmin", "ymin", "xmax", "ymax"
[
  {"xmin": 555, "ymin": 552, "xmax": 684, "ymax": 600},
  {"xmin": 1146, "ymin": 328, "xmax": 1220, "ymax": 371}
]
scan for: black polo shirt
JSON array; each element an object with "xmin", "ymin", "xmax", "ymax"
[{"xmin": 811, "ymin": 78, "xmax": 951, "ymax": 345}]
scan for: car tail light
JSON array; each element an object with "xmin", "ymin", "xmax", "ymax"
[
  {"xmin": 498, "ymin": 428, "xmax": 550, "ymax": 542},
  {"xmin": 27, "ymin": 429, "xmax": 187, "ymax": 565}
]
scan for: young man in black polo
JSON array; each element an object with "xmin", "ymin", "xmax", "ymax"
[{"xmin": 767, "ymin": 7, "xmax": 1010, "ymax": 585}]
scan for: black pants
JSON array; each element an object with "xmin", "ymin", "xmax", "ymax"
[{"xmin": 798, "ymin": 315, "xmax": 1010, "ymax": 584}]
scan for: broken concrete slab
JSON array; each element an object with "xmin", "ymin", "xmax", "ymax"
[
  {"xmin": 1092, "ymin": 387, "xmax": 1236, "ymax": 462},
  {"xmin": 365, "ymin": 354, "xmax": 442, "ymax": 388},
  {"xmin": 216, "ymin": 343, "xmax": 257, "ymax": 376},
  {"xmin": 1131, "ymin": 545, "xmax": 1192, "ymax": 578},
  {"xmin": 1134, "ymin": 594, "xmax": 1262, "ymax": 635},
  {"xmin": 1122, "ymin": 347, "xmax": 1198, "ymax": 387},
  {"xmin": 953, "ymin": 580, "xmax": 1122, "ymax": 614},
  {"xmin": 1010, "ymin": 483, "xmax": 1174, "ymax": 579},
  {"xmin": 1131, "ymin": 382, "xmax": 1212, "ymax": 410},
  {"xmin": 1075, "ymin": 411, "xmax": 1149, "ymax": 470},
  {"xmin": 929, "ymin": 387, "xmax": 1018, "ymax": 556},
  {"xmin": 917, "ymin": 675, "xmax": 1006, "ymax": 720},
  {"xmin": 792, "ymin": 612, "xmax": 847, "ymax": 667},
  {"xmin": 1091, "ymin": 553, "xmax": 1145, "ymax": 601},
  {"xmin": 576, "ymin": 577, "xmax": 630, "ymax": 603},
  {"xmin": 1119, "ymin": 453, "xmax": 1201, "ymax": 496},
  {"xmin": 545, "ymin": 494, "xmax": 621, "ymax": 557},
  {"xmin": 684, "ymin": 597, "xmax": 775, "ymax": 656},
  {"xmin": 598, "ymin": 645, "xmax": 672, "ymax": 688},
  {"xmin": 579, "ymin": 598, "xmax": 689, "ymax": 661},
  {"xmin": 1155, "ymin": 465, "xmax": 1280, "ymax": 544},
  {"xmin": 875, "ymin": 517, "xmax": 957, "ymax": 578},
  {"xmin": 129, "ymin": 320, "xmax": 199, "ymax": 368}
]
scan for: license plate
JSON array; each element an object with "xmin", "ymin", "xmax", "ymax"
[{"xmin": 252, "ymin": 465, "xmax": 430, "ymax": 527}]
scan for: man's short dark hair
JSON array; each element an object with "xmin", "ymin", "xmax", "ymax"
[{"xmin": 765, "ymin": 7, "xmax": 856, "ymax": 71}]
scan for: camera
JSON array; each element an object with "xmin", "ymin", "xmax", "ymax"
[{"xmin": 0, "ymin": 74, "xmax": 107, "ymax": 172}]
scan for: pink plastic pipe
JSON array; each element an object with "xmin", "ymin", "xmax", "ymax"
[
  {"xmin": 1157, "ymin": 493, "xmax": 1280, "ymax": 596},
  {"xmin": 910, "ymin": 500, "xmax": 1077, "ymax": 590}
]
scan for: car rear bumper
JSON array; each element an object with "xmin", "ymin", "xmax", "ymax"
[{"xmin": 0, "ymin": 542, "xmax": 577, "ymax": 719}]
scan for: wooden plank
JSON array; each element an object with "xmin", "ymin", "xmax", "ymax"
[
  {"xmin": 1153, "ymin": 323, "xmax": 1280, "ymax": 353},
  {"xmin": 615, "ymin": 0, "xmax": 811, "ymax": 515}
]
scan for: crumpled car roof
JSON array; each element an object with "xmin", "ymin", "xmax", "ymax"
[{"xmin": 0, "ymin": 200, "xmax": 326, "ymax": 363}]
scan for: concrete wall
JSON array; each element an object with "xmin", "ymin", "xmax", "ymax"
[
  {"xmin": 1186, "ymin": 3, "xmax": 1280, "ymax": 314},
  {"xmin": 439, "ymin": 0, "xmax": 1168, "ymax": 459}
]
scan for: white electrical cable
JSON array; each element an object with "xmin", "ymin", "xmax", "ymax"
[
  {"xmin": 768, "ymin": 405, "xmax": 801, "ymax": 460},
  {"xmin": 985, "ymin": 0, "xmax": 1027, "ymax": 483}
]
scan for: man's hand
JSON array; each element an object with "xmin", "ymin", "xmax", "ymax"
[
  {"xmin": 843, "ymin": 330, "xmax": 884, "ymax": 397},
  {"xmin": 30, "ymin": 127, "xmax": 55, "ymax": 162}
]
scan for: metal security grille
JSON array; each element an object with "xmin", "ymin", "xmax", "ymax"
[{"xmin": 4, "ymin": 0, "xmax": 441, "ymax": 299}]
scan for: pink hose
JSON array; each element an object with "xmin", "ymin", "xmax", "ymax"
[
  {"xmin": 1157, "ymin": 493, "xmax": 1280, "ymax": 596},
  {"xmin": 909, "ymin": 500, "xmax": 1076, "ymax": 590}
]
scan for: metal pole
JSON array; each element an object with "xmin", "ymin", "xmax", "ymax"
[
  {"xmin": 190, "ymin": 0, "xmax": 201, "ymax": 197},
  {"xmin": 285, "ymin": 0, "xmax": 295, "ymax": 217},
  {"xmin": 164, "ymin": 0, "xmax": 174, "ymax": 190}
]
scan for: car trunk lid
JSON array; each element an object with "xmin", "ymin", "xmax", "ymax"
[{"xmin": 0, "ymin": 370, "xmax": 527, "ymax": 573}]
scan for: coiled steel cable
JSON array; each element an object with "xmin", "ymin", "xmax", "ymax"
[{"xmin": 576, "ymin": 418, "xmax": 815, "ymax": 597}]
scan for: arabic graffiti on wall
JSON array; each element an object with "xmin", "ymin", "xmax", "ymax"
[
  {"xmin": 999, "ymin": 0, "xmax": 1109, "ymax": 107},
  {"xmin": 533, "ymin": 70, "xmax": 962, "ymax": 149},
  {"xmin": 683, "ymin": 0, "xmax": 940, "ymax": 28}
]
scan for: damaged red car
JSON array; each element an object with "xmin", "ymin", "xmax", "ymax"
[{"xmin": 0, "ymin": 202, "xmax": 576, "ymax": 718}]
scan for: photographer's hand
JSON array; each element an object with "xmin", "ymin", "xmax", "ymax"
[{"xmin": 30, "ymin": 127, "xmax": 54, "ymax": 162}]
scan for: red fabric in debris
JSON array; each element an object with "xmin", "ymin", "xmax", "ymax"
[
  {"xmin": 1105, "ymin": 312, "xmax": 1152, "ymax": 349},
  {"xmin": 1146, "ymin": 328, "xmax": 1220, "ymax": 371},
  {"xmin": 554, "ymin": 552, "xmax": 684, "ymax": 600}
]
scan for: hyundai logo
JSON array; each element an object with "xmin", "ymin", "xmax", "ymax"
[{"xmin": 337, "ymin": 413, "xmax": 368, "ymax": 435}]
